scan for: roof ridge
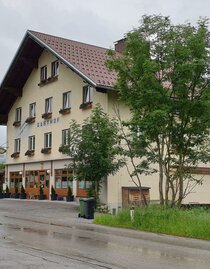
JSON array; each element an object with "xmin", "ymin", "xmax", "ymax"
[{"xmin": 27, "ymin": 30, "xmax": 110, "ymax": 51}]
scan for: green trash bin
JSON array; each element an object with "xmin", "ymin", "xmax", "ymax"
[{"xmin": 79, "ymin": 198, "xmax": 95, "ymax": 219}]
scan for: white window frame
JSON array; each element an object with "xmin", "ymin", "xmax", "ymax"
[
  {"xmin": 83, "ymin": 85, "xmax": 92, "ymax": 103},
  {"xmin": 45, "ymin": 97, "xmax": 52, "ymax": 113},
  {"xmin": 62, "ymin": 129, "xmax": 70, "ymax": 146},
  {"xmin": 29, "ymin": 136, "xmax": 35, "ymax": 150},
  {"xmin": 29, "ymin": 103, "xmax": 36, "ymax": 117},
  {"xmin": 40, "ymin": 65, "xmax": 47, "ymax": 82},
  {"xmin": 44, "ymin": 132, "xmax": 52, "ymax": 148},
  {"xmin": 63, "ymin": 91, "xmax": 71, "ymax": 109},
  {"xmin": 14, "ymin": 138, "xmax": 21, "ymax": 153},
  {"xmin": 51, "ymin": 61, "xmax": 59, "ymax": 77},
  {"xmin": 15, "ymin": 107, "xmax": 21, "ymax": 122}
]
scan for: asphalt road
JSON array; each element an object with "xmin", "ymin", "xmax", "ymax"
[{"xmin": 0, "ymin": 199, "xmax": 210, "ymax": 269}]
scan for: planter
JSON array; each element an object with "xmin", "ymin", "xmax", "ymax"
[
  {"xmin": 79, "ymin": 102, "xmax": 92, "ymax": 110},
  {"xmin": 14, "ymin": 193, "xmax": 20, "ymax": 199},
  {"xmin": 51, "ymin": 193, "xmax": 58, "ymax": 201},
  {"xmin": 41, "ymin": 112, "xmax": 52, "ymax": 120},
  {"xmin": 20, "ymin": 193, "xmax": 27, "ymax": 199},
  {"xmin": 66, "ymin": 195, "xmax": 74, "ymax": 202},
  {"xmin": 13, "ymin": 121, "xmax": 21, "ymax": 127},
  {"xmin": 38, "ymin": 194, "xmax": 46, "ymax": 200},
  {"xmin": 4, "ymin": 193, "xmax": 11, "ymax": 198},
  {"xmin": 25, "ymin": 117, "xmax": 36, "ymax": 124},
  {"xmin": 41, "ymin": 148, "xmax": 51, "ymax": 154},
  {"xmin": 59, "ymin": 108, "xmax": 71, "ymax": 115},
  {"xmin": 25, "ymin": 150, "xmax": 35, "ymax": 156},
  {"xmin": 11, "ymin": 152, "xmax": 20, "ymax": 158}
]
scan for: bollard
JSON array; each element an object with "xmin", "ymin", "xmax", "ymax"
[{"xmin": 130, "ymin": 206, "xmax": 135, "ymax": 222}]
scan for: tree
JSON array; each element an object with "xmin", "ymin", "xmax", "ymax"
[
  {"xmin": 108, "ymin": 15, "xmax": 210, "ymax": 206},
  {"xmin": 60, "ymin": 104, "xmax": 123, "ymax": 202}
]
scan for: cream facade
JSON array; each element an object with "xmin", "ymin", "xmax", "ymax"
[{"xmin": 2, "ymin": 31, "xmax": 210, "ymax": 211}]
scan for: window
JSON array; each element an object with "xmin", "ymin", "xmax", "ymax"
[
  {"xmin": 15, "ymin": 107, "xmax": 21, "ymax": 122},
  {"xmin": 63, "ymin": 91, "xmax": 71, "ymax": 109},
  {"xmin": 14, "ymin": 138, "xmax": 21, "ymax": 153},
  {"xmin": 40, "ymin": 65, "xmax": 47, "ymax": 82},
  {"xmin": 55, "ymin": 169, "xmax": 73, "ymax": 189},
  {"xmin": 44, "ymin": 132, "xmax": 52, "ymax": 148},
  {"xmin": 62, "ymin": 129, "xmax": 70, "ymax": 146},
  {"xmin": 25, "ymin": 171, "xmax": 38, "ymax": 188},
  {"xmin": 45, "ymin": 97, "xmax": 52, "ymax": 113},
  {"xmin": 83, "ymin": 85, "xmax": 92, "ymax": 104},
  {"xmin": 51, "ymin": 61, "xmax": 59, "ymax": 77},
  {"xmin": 29, "ymin": 103, "xmax": 36, "ymax": 117},
  {"xmin": 10, "ymin": 172, "xmax": 22, "ymax": 189},
  {"xmin": 29, "ymin": 136, "xmax": 35, "ymax": 150}
]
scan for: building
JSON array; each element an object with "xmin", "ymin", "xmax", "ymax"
[
  {"xmin": 0, "ymin": 31, "xmax": 134, "ymax": 208},
  {"xmin": 1, "ymin": 31, "xmax": 210, "ymax": 210}
]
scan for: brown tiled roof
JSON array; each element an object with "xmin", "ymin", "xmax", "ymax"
[{"xmin": 28, "ymin": 30, "xmax": 117, "ymax": 88}]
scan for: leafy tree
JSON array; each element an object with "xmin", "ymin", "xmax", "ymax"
[
  {"xmin": 60, "ymin": 104, "xmax": 123, "ymax": 202},
  {"xmin": 108, "ymin": 15, "xmax": 210, "ymax": 206},
  {"xmin": 0, "ymin": 163, "xmax": 5, "ymax": 170}
]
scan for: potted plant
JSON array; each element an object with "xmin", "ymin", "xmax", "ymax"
[
  {"xmin": 4, "ymin": 185, "xmax": 10, "ymax": 198},
  {"xmin": 66, "ymin": 186, "xmax": 74, "ymax": 202},
  {"xmin": 50, "ymin": 185, "xmax": 57, "ymax": 201},
  {"xmin": 20, "ymin": 185, "xmax": 27, "ymax": 199},
  {"xmin": 0, "ymin": 187, "xmax": 3, "ymax": 199},
  {"xmin": 14, "ymin": 185, "xmax": 19, "ymax": 198},
  {"xmin": 38, "ymin": 185, "xmax": 46, "ymax": 200}
]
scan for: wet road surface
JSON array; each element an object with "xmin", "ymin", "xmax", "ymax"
[{"xmin": 0, "ymin": 200, "xmax": 210, "ymax": 268}]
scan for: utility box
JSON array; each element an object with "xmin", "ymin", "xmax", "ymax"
[{"xmin": 122, "ymin": 186, "xmax": 150, "ymax": 207}]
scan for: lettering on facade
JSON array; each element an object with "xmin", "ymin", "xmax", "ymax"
[{"xmin": 37, "ymin": 117, "xmax": 60, "ymax": 128}]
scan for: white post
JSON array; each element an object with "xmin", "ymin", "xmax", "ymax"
[{"xmin": 130, "ymin": 207, "xmax": 135, "ymax": 222}]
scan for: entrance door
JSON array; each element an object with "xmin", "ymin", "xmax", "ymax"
[{"xmin": 39, "ymin": 170, "xmax": 50, "ymax": 199}]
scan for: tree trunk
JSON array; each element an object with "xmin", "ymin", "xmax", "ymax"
[{"xmin": 159, "ymin": 162, "xmax": 164, "ymax": 205}]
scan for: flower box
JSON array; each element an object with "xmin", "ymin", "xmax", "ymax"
[
  {"xmin": 79, "ymin": 102, "xmax": 92, "ymax": 110},
  {"xmin": 41, "ymin": 112, "xmax": 52, "ymax": 120},
  {"xmin": 25, "ymin": 149, "xmax": 35, "ymax": 156},
  {"xmin": 13, "ymin": 121, "xmax": 21, "ymax": 127},
  {"xmin": 58, "ymin": 145, "xmax": 69, "ymax": 153},
  {"xmin": 38, "ymin": 75, "xmax": 58, "ymax": 86},
  {"xmin": 11, "ymin": 152, "xmax": 20, "ymax": 158},
  {"xmin": 59, "ymin": 108, "xmax": 71, "ymax": 115},
  {"xmin": 25, "ymin": 116, "xmax": 36, "ymax": 124},
  {"xmin": 41, "ymin": 148, "xmax": 51, "ymax": 154}
]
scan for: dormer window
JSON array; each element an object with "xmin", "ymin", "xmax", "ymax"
[
  {"xmin": 40, "ymin": 65, "xmax": 47, "ymax": 82},
  {"xmin": 51, "ymin": 61, "xmax": 59, "ymax": 77}
]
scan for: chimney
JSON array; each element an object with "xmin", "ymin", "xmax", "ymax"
[{"xmin": 114, "ymin": 38, "xmax": 126, "ymax": 53}]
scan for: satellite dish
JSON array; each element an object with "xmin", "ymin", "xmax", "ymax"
[{"xmin": 0, "ymin": 147, "xmax": 6, "ymax": 154}]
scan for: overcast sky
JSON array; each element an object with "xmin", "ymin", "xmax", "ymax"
[{"xmin": 0, "ymin": 0, "xmax": 210, "ymax": 148}]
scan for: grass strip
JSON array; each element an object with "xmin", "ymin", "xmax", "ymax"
[{"xmin": 94, "ymin": 205, "xmax": 210, "ymax": 240}]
